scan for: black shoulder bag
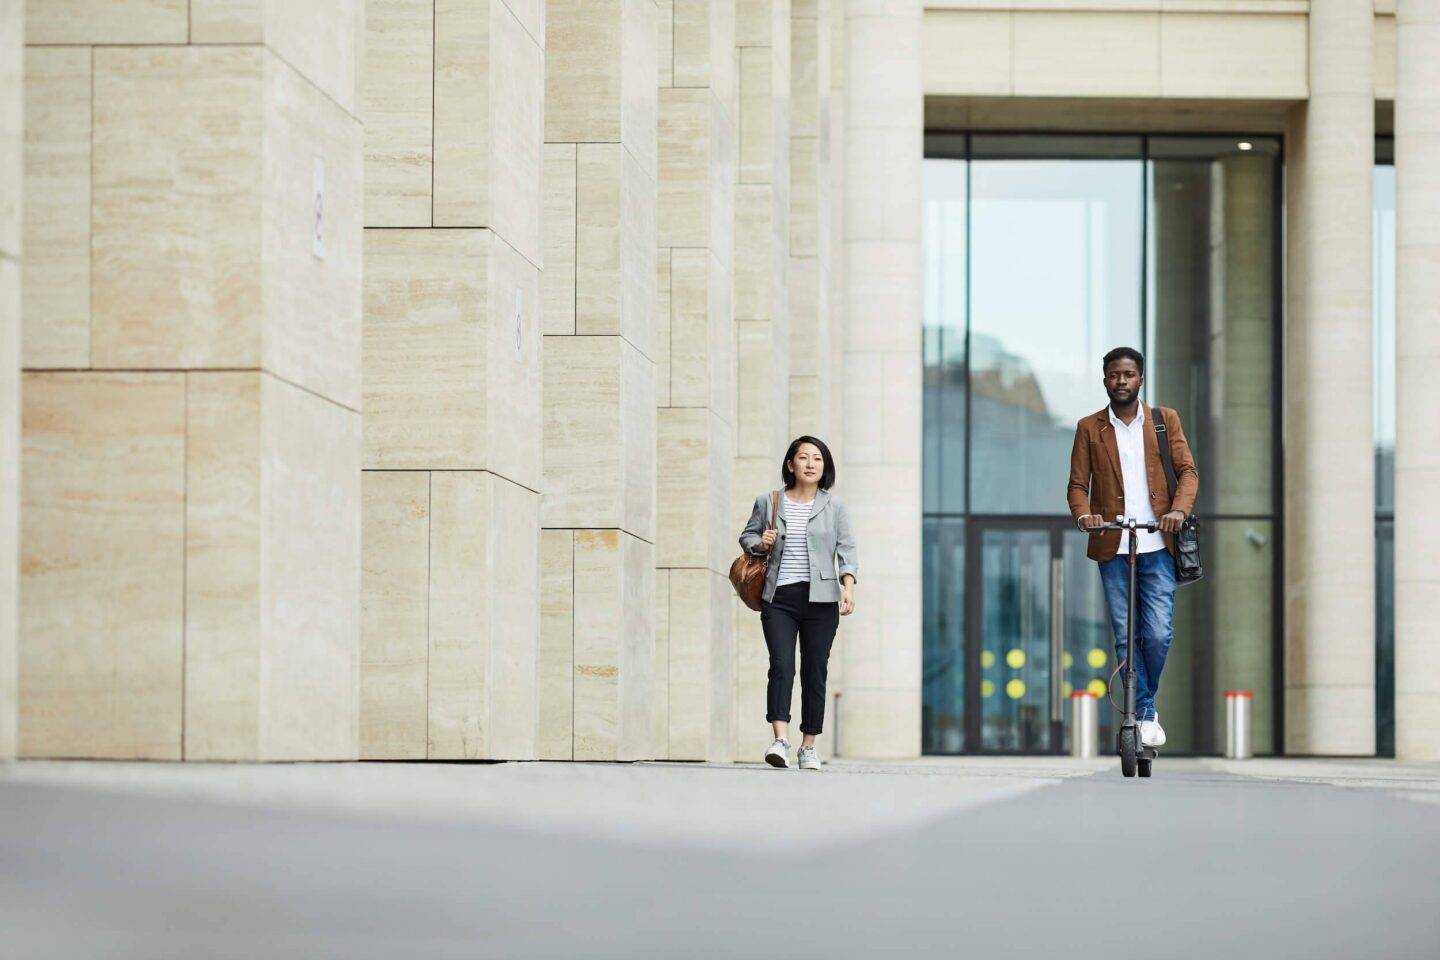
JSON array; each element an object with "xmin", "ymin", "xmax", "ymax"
[{"xmin": 1153, "ymin": 408, "xmax": 1203, "ymax": 585}]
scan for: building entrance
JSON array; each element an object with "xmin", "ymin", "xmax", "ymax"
[{"xmin": 921, "ymin": 133, "xmax": 1284, "ymax": 756}]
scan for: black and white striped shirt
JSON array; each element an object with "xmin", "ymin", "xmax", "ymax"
[{"xmin": 776, "ymin": 495, "xmax": 814, "ymax": 586}]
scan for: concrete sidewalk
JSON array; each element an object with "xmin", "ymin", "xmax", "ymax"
[{"xmin": 3, "ymin": 756, "xmax": 1438, "ymax": 959}]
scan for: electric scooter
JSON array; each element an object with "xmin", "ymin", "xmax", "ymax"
[{"xmin": 1093, "ymin": 516, "xmax": 1160, "ymax": 779}]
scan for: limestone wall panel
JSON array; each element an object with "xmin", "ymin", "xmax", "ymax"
[
  {"xmin": 190, "ymin": 0, "xmax": 264, "ymax": 42},
  {"xmin": 429, "ymin": 472, "xmax": 539, "ymax": 760},
  {"xmin": 20, "ymin": 373, "xmax": 185, "ymax": 759},
  {"xmin": 21, "ymin": 47, "xmax": 90, "ymax": 368},
  {"xmin": 24, "ymin": 0, "xmax": 187, "ymax": 44},
  {"xmin": 362, "ymin": 0, "xmax": 434, "ymax": 227},
  {"xmin": 364, "ymin": 229, "xmax": 489, "ymax": 469},
  {"xmin": 542, "ymin": 143, "xmax": 578, "ymax": 336},
  {"xmin": 0, "ymin": 258, "xmax": 16, "ymax": 759},
  {"xmin": 538, "ymin": 529, "xmax": 575, "ymax": 759},
  {"xmin": 258, "ymin": 374, "xmax": 361, "ymax": 760},
  {"xmin": 184, "ymin": 372, "xmax": 263, "ymax": 760},
  {"xmin": 261, "ymin": 53, "xmax": 364, "ymax": 409},
  {"xmin": 360, "ymin": 471, "xmax": 429, "ymax": 759},
  {"xmin": 91, "ymin": 46, "xmax": 263, "ymax": 371}
]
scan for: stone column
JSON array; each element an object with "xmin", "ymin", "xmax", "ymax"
[
  {"xmin": 358, "ymin": 1, "xmax": 544, "ymax": 762},
  {"xmin": 788, "ymin": 1, "xmax": 832, "ymax": 441},
  {"xmin": 0, "ymin": 0, "xmax": 20, "ymax": 760},
  {"xmin": 1282, "ymin": 0, "xmax": 1374, "ymax": 755},
  {"xmin": 20, "ymin": 1, "xmax": 364, "ymax": 760},
  {"xmin": 655, "ymin": 1, "xmax": 738, "ymax": 762},
  {"xmin": 541, "ymin": 0, "xmax": 659, "ymax": 761},
  {"xmin": 732, "ymin": 0, "xmax": 791, "ymax": 761},
  {"xmin": 838, "ymin": 0, "xmax": 923, "ymax": 758},
  {"xmin": 1394, "ymin": 0, "xmax": 1440, "ymax": 761}
]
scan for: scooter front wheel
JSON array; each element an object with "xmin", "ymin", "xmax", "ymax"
[{"xmin": 1119, "ymin": 727, "xmax": 1138, "ymax": 778}]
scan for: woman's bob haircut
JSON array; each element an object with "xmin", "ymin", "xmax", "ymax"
[{"xmin": 781, "ymin": 435, "xmax": 836, "ymax": 491}]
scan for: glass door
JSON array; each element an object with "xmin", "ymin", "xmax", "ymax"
[
  {"xmin": 964, "ymin": 520, "xmax": 1117, "ymax": 753},
  {"xmin": 968, "ymin": 522, "xmax": 1063, "ymax": 752}
]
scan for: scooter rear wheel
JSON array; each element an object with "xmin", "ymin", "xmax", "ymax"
[
  {"xmin": 1119, "ymin": 727, "xmax": 1138, "ymax": 778},
  {"xmin": 1138, "ymin": 758, "xmax": 1152, "ymax": 778}
]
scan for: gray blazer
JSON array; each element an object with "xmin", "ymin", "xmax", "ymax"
[{"xmin": 738, "ymin": 488, "xmax": 858, "ymax": 604}]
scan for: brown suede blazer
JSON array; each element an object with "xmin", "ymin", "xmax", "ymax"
[{"xmin": 1067, "ymin": 403, "xmax": 1200, "ymax": 562}]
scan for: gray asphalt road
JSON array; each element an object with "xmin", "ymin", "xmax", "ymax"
[{"xmin": 2, "ymin": 762, "xmax": 1437, "ymax": 959}]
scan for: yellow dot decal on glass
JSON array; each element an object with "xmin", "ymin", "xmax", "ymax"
[
  {"xmin": 981, "ymin": 679, "xmax": 996, "ymax": 698},
  {"xmin": 1063, "ymin": 652, "xmax": 1074, "ymax": 670},
  {"xmin": 1087, "ymin": 678, "xmax": 1107, "ymax": 697},
  {"xmin": 980, "ymin": 650, "xmax": 996, "ymax": 669},
  {"xmin": 1062, "ymin": 681, "xmax": 1073, "ymax": 697},
  {"xmin": 1006, "ymin": 648, "xmax": 1026, "ymax": 669},
  {"xmin": 1087, "ymin": 648, "xmax": 1108, "ymax": 669},
  {"xmin": 1006, "ymin": 679, "xmax": 1026, "ymax": 699}
]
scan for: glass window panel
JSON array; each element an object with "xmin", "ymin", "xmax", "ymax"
[
  {"xmin": 978, "ymin": 528, "xmax": 1054, "ymax": 751},
  {"xmin": 1376, "ymin": 519, "xmax": 1395, "ymax": 757},
  {"xmin": 1146, "ymin": 147, "xmax": 1278, "ymax": 517},
  {"xmin": 923, "ymin": 158, "xmax": 968, "ymax": 514},
  {"xmin": 922, "ymin": 518, "xmax": 966, "ymax": 754},
  {"xmin": 1062, "ymin": 528, "xmax": 1116, "ymax": 752},
  {"xmin": 1165, "ymin": 519, "xmax": 1276, "ymax": 755},
  {"xmin": 969, "ymin": 154, "xmax": 1143, "ymax": 514},
  {"xmin": 1374, "ymin": 160, "xmax": 1396, "ymax": 515}
]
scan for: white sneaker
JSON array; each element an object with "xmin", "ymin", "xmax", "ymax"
[
  {"xmin": 797, "ymin": 745, "xmax": 821, "ymax": 771},
  {"xmin": 765, "ymin": 738, "xmax": 790, "ymax": 768},
  {"xmin": 1140, "ymin": 714, "xmax": 1166, "ymax": 748}
]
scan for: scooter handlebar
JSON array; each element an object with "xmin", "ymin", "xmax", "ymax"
[{"xmin": 1084, "ymin": 517, "xmax": 1160, "ymax": 534}]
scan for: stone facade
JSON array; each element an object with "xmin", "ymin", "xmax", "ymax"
[
  {"xmin": 2, "ymin": 1, "xmax": 1435, "ymax": 764},
  {"xmin": 541, "ymin": 0, "xmax": 659, "ymax": 762},
  {"xmin": 18, "ymin": 3, "xmax": 365, "ymax": 760},
  {"xmin": 360, "ymin": 0, "xmax": 544, "ymax": 760}
]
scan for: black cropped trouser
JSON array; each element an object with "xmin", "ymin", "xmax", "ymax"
[{"xmin": 761, "ymin": 582, "xmax": 840, "ymax": 735}]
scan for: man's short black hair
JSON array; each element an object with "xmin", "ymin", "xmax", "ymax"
[{"xmin": 1103, "ymin": 346, "xmax": 1145, "ymax": 376}]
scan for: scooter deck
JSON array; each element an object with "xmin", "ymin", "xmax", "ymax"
[{"xmin": 1140, "ymin": 746, "xmax": 1158, "ymax": 760}]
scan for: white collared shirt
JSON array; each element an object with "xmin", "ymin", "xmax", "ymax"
[{"xmin": 1107, "ymin": 404, "xmax": 1165, "ymax": 555}]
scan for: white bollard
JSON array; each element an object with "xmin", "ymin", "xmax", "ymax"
[
  {"xmin": 1225, "ymin": 690, "xmax": 1254, "ymax": 759},
  {"xmin": 1069, "ymin": 691, "xmax": 1099, "ymax": 758}
]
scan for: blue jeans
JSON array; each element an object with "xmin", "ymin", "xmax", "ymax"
[{"xmin": 1097, "ymin": 549, "xmax": 1176, "ymax": 723}]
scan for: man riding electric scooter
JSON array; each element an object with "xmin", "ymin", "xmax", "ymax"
[{"xmin": 1067, "ymin": 347, "xmax": 1199, "ymax": 767}]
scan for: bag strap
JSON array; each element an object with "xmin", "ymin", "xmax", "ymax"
[
  {"xmin": 769, "ymin": 490, "xmax": 781, "ymax": 530},
  {"xmin": 1152, "ymin": 406, "xmax": 1179, "ymax": 502}
]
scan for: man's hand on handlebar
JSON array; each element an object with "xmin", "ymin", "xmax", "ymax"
[
  {"xmin": 1076, "ymin": 514, "xmax": 1104, "ymax": 531},
  {"xmin": 1158, "ymin": 510, "xmax": 1186, "ymax": 534}
]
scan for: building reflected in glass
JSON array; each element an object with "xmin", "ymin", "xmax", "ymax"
[{"xmin": 922, "ymin": 134, "xmax": 1282, "ymax": 756}]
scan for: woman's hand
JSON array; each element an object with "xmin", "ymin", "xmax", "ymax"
[
  {"xmin": 840, "ymin": 583, "xmax": 855, "ymax": 616},
  {"xmin": 759, "ymin": 528, "xmax": 777, "ymax": 551}
]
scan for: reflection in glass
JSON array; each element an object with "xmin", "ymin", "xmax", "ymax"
[
  {"xmin": 979, "ymin": 529, "xmax": 1053, "ymax": 752},
  {"xmin": 1166, "ymin": 519, "xmax": 1276, "ymax": 754},
  {"xmin": 923, "ymin": 160, "xmax": 968, "ymax": 515},
  {"xmin": 969, "ymin": 155, "xmax": 1143, "ymax": 514},
  {"xmin": 1063, "ymin": 529, "xmax": 1115, "ymax": 751},
  {"xmin": 919, "ymin": 135, "xmax": 1282, "ymax": 756},
  {"xmin": 1147, "ymin": 139, "xmax": 1278, "ymax": 516},
  {"xmin": 1374, "ymin": 143, "xmax": 1396, "ymax": 756},
  {"xmin": 1376, "ymin": 521, "xmax": 1395, "ymax": 757},
  {"xmin": 922, "ymin": 518, "xmax": 966, "ymax": 753}
]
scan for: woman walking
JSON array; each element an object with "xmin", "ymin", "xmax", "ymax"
[{"xmin": 738, "ymin": 436, "xmax": 857, "ymax": 770}]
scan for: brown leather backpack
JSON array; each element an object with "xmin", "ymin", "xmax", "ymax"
[{"xmin": 728, "ymin": 490, "xmax": 780, "ymax": 612}]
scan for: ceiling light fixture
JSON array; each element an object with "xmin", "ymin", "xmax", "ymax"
[{"xmin": 1238, "ymin": 141, "xmax": 1254, "ymax": 151}]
